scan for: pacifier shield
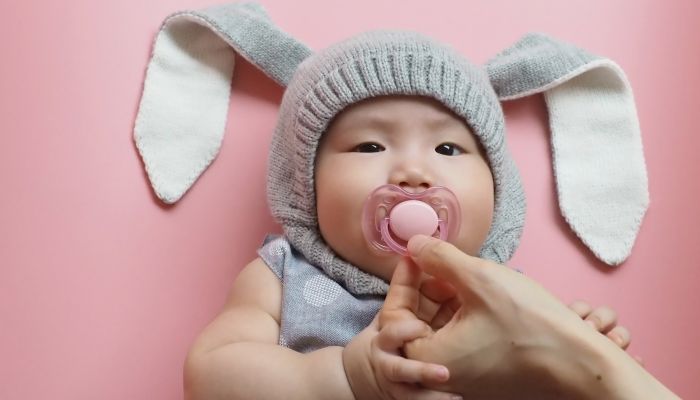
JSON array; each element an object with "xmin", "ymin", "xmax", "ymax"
[{"xmin": 361, "ymin": 184, "xmax": 461, "ymax": 256}]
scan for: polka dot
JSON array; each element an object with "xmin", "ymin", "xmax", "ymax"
[
  {"xmin": 271, "ymin": 244, "xmax": 285, "ymax": 257},
  {"xmin": 303, "ymin": 275, "xmax": 343, "ymax": 307}
]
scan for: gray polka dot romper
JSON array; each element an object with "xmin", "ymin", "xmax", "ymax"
[{"xmin": 257, "ymin": 235, "xmax": 384, "ymax": 353}]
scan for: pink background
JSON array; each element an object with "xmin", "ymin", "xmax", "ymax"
[{"xmin": 1, "ymin": 0, "xmax": 698, "ymax": 398}]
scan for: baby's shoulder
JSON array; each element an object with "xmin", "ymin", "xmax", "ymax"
[
  {"xmin": 256, "ymin": 234, "xmax": 297, "ymax": 280},
  {"xmin": 223, "ymin": 256, "xmax": 283, "ymax": 323}
]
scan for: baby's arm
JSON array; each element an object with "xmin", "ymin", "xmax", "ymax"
[{"xmin": 183, "ymin": 257, "xmax": 355, "ymax": 400}]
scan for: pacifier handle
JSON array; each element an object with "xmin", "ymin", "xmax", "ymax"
[
  {"xmin": 380, "ymin": 218, "xmax": 447, "ymax": 256},
  {"xmin": 379, "ymin": 200, "xmax": 447, "ymax": 255}
]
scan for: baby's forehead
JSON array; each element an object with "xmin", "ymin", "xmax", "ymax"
[{"xmin": 329, "ymin": 95, "xmax": 473, "ymax": 134}]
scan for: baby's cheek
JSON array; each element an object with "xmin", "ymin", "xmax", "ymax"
[
  {"xmin": 461, "ymin": 197, "xmax": 495, "ymax": 253},
  {"xmin": 453, "ymin": 216, "xmax": 488, "ymax": 256}
]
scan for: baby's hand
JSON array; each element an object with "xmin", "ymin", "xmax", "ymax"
[
  {"xmin": 342, "ymin": 308, "xmax": 461, "ymax": 400},
  {"xmin": 372, "ymin": 318, "xmax": 460, "ymax": 399},
  {"xmin": 379, "ymin": 258, "xmax": 461, "ymax": 332}
]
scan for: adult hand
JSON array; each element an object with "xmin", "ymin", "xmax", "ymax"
[{"xmin": 380, "ymin": 235, "xmax": 680, "ymax": 400}]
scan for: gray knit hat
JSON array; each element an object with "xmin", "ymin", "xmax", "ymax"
[{"xmin": 134, "ymin": 2, "xmax": 649, "ymax": 295}]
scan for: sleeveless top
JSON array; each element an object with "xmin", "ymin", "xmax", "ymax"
[
  {"xmin": 257, "ymin": 235, "xmax": 385, "ymax": 353},
  {"xmin": 257, "ymin": 234, "xmax": 523, "ymax": 354}
]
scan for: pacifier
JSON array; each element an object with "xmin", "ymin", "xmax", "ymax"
[{"xmin": 361, "ymin": 184, "xmax": 461, "ymax": 256}]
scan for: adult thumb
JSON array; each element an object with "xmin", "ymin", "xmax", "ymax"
[{"xmin": 407, "ymin": 235, "xmax": 489, "ymax": 300}]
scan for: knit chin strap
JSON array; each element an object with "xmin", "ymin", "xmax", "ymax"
[
  {"xmin": 486, "ymin": 33, "xmax": 649, "ymax": 266},
  {"xmin": 133, "ymin": 2, "xmax": 311, "ymax": 204}
]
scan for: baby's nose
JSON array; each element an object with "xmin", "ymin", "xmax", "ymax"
[
  {"xmin": 398, "ymin": 182, "xmax": 430, "ymax": 194},
  {"xmin": 388, "ymin": 154, "xmax": 435, "ymax": 193},
  {"xmin": 390, "ymin": 163, "xmax": 434, "ymax": 193}
]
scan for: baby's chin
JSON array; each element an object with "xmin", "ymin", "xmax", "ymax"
[{"xmin": 349, "ymin": 246, "xmax": 402, "ymax": 282}]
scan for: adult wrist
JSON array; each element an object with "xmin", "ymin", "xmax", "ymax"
[
  {"xmin": 558, "ymin": 333, "xmax": 622, "ymax": 399},
  {"xmin": 518, "ymin": 321, "xmax": 621, "ymax": 399},
  {"xmin": 544, "ymin": 327, "xmax": 672, "ymax": 400},
  {"xmin": 593, "ymin": 342, "xmax": 680, "ymax": 400}
]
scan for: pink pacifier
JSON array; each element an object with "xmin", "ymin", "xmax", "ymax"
[{"xmin": 361, "ymin": 184, "xmax": 461, "ymax": 256}]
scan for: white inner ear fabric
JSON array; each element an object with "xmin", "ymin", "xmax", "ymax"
[
  {"xmin": 134, "ymin": 17, "xmax": 235, "ymax": 203},
  {"xmin": 544, "ymin": 61, "xmax": 649, "ymax": 265}
]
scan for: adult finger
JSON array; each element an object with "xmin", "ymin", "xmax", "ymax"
[
  {"xmin": 568, "ymin": 300, "xmax": 594, "ymax": 319},
  {"xmin": 407, "ymin": 235, "xmax": 489, "ymax": 301},
  {"xmin": 420, "ymin": 277, "xmax": 458, "ymax": 304},
  {"xmin": 430, "ymin": 301, "xmax": 459, "ymax": 329},
  {"xmin": 606, "ymin": 325, "xmax": 631, "ymax": 350},
  {"xmin": 415, "ymin": 278, "xmax": 458, "ymax": 324},
  {"xmin": 584, "ymin": 305, "xmax": 618, "ymax": 333}
]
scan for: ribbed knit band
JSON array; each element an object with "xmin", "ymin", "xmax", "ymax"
[{"xmin": 267, "ymin": 31, "xmax": 526, "ymax": 295}]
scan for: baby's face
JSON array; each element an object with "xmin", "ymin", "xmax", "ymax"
[{"xmin": 315, "ymin": 95, "xmax": 494, "ymax": 282}]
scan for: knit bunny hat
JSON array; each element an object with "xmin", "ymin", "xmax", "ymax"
[{"xmin": 134, "ymin": 2, "xmax": 649, "ymax": 295}]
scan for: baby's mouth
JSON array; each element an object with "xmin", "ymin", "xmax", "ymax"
[{"xmin": 361, "ymin": 184, "xmax": 461, "ymax": 256}]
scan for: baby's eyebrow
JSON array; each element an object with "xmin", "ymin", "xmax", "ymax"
[
  {"xmin": 340, "ymin": 115, "xmax": 394, "ymax": 131},
  {"xmin": 425, "ymin": 115, "xmax": 465, "ymax": 130},
  {"xmin": 341, "ymin": 113, "xmax": 462, "ymax": 132}
]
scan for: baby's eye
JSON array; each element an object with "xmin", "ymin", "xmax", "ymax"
[
  {"xmin": 354, "ymin": 142, "xmax": 385, "ymax": 153},
  {"xmin": 435, "ymin": 143, "xmax": 464, "ymax": 156}
]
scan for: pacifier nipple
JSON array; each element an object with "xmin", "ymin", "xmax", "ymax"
[{"xmin": 388, "ymin": 200, "xmax": 439, "ymax": 241}]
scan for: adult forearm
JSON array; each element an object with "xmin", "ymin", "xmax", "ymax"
[
  {"xmin": 185, "ymin": 342, "xmax": 355, "ymax": 400},
  {"xmin": 551, "ymin": 330, "xmax": 681, "ymax": 400},
  {"xmin": 593, "ymin": 345, "xmax": 680, "ymax": 399}
]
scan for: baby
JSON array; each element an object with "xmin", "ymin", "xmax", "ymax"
[
  {"xmin": 182, "ymin": 94, "xmax": 633, "ymax": 400},
  {"xmin": 132, "ymin": 3, "xmax": 650, "ymax": 399}
]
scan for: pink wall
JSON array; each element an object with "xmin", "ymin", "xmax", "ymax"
[{"xmin": 1, "ymin": 0, "xmax": 698, "ymax": 398}]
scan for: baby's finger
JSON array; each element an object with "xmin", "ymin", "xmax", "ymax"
[
  {"xmin": 568, "ymin": 300, "xmax": 593, "ymax": 319},
  {"xmin": 376, "ymin": 319, "xmax": 431, "ymax": 352},
  {"xmin": 584, "ymin": 305, "xmax": 618, "ymax": 333},
  {"xmin": 606, "ymin": 325, "xmax": 631, "ymax": 350},
  {"xmin": 377, "ymin": 351, "xmax": 450, "ymax": 384},
  {"xmin": 386, "ymin": 382, "xmax": 462, "ymax": 400},
  {"xmin": 382, "ymin": 258, "xmax": 424, "ymax": 328}
]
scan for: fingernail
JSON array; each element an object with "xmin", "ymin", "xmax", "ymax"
[
  {"xmin": 434, "ymin": 366, "xmax": 449, "ymax": 380},
  {"xmin": 408, "ymin": 235, "xmax": 431, "ymax": 257},
  {"xmin": 610, "ymin": 334, "xmax": 623, "ymax": 346},
  {"xmin": 585, "ymin": 319, "xmax": 598, "ymax": 329}
]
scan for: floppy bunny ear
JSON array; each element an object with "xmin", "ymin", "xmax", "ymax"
[
  {"xmin": 134, "ymin": 2, "xmax": 312, "ymax": 204},
  {"xmin": 486, "ymin": 33, "xmax": 649, "ymax": 266}
]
